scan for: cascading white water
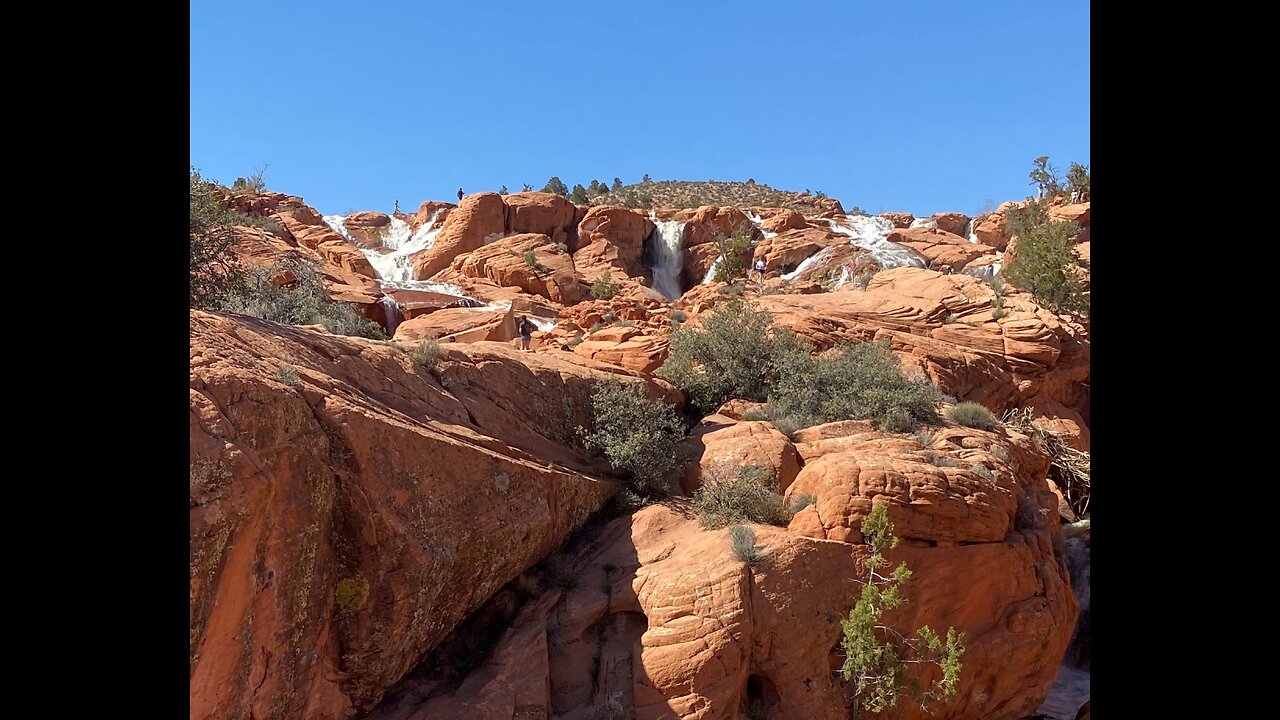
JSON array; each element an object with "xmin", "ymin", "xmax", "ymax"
[
  {"xmin": 743, "ymin": 211, "xmax": 778, "ymax": 239},
  {"xmin": 826, "ymin": 215, "xmax": 927, "ymax": 269},
  {"xmin": 649, "ymin": 215, "xmax": 687, "ymax": 300},
  {"xmin": 964, "ymin": 219, "xmax": 979, "ymax": 244},
  {"xmin": 702, "ymin": 255, "xmax": 722, "ymax": 285},
  {"xmin": 379, "ymin": 295, "xmax": 402, "ymax": 335},
  {"xmin": 323, "ymin": 211, "xmax": 471, "ymax": 297},
  {"xmin": 781, "ymin": 245, "xmax": 845, "ymax": 281},
  {"xmin": 909, "ymin": 217, "xmax": 938, "ymax": 229}
]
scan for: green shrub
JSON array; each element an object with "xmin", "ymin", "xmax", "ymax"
[
  {"xmin": 190, "ymin": 167, "xmax": 249, "ymax": 308},
  {"xmin": 335, "ymin": 576, "xmax": 370, "ymax": 614},
  {"xmin": 523, "ymin": 249, "xmax": 538, "ymax": 268},
  {"xmin": 740, "ymin": 406, "xmax": 770, "ymax": 421},
  {"xmin": 582, "ymin": 379, "xmax": 685, "ymax": 496},
  {"xmin": 728, "ymin": 523, "xmax": 763, "ymax": 565},
  {"xmin": 947, "ymin": 401, "xmax": 1000, "ymax": 430},
  {"xmin": 409, "ymin": 338, "xmax": 440, "ymax": 370},
  {"xmin": 694, "ymin": 465, "xmax": 789, "ymax": 530},
  {"xmin": 1005, "ymin": 200, "xmax": 1089, "ymax": 315},
  {"xmin": 591, "ymin": 272, "xmax": 620, "ymax": 300},
  {"xmin": 276, "ymin": 363, "xmax": 300, "ymax": 386},
  {"xmin": 766, "ymin": 339, "xmax": 942, "ymax": 433},
  {"xmin": 541, "ymin": 176, "xmax": 569, "ymax": 196},
  {"xmin": 840, "ymin": 503, "xmax": 964, "ymax": 713},
  {"xmin": 712, "ymin": 225, "xmax": 754, "ymax": 282},
  {"xmin": 658, "ymin": 300, "xmax": 808, "ymax": 416},
  {"xmin": 970, "ymin": 464, "xmax": 996, "ymax": 482},
  {"xmin": 219, "ymin": 261, "xmax": 386, "ymax": 339},
  {"xmin": 668, "ymin": 308, "xmax": 688, "ymax": 322},
  {"xmin": 790, "ymin": 493, "xmax": 817, "ymax": 512}
]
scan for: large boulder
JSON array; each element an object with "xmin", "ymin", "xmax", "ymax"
[
  {"xmin": 930, "ymin": 212, "xmax": 972, "ymax": 237},
  {"xmin": 503, "ymin": 191, "xmax": 578, "ymax": 244},
  {"xmin": 446, "ymin": 232, "xmax": 583, "ymax": 305},
  {"xmin": 377, "ymin": 423, "xmax": 1076, "ymax": 720},
  {"xmin": 571, "ymin": 325, "xmax": 669, "ymax": 373},
  {"xmin": 680, "ymin": 414, "xmax": 801, "ymax": 495},
  {"xmin": 886, "ymin": 227, "xmax": 997, "ymax": 272},
  {"xmin": 192, "ymin": 310, "xmax": 693, "ymax": 719},
  {"xmin": 573, "ymin": 206, "xmax": 655, "ymax": 279},
  {"xmin": 412, "ymin": 193, "xmax": 507, "ymax": 280}
]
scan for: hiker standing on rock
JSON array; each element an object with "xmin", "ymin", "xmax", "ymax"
[
  {"xmin": 457, "ymin": 187, "xmax": 464, "ymax": 203},
  {"xmin": 517, "ymin": 315, "xmax": 535, "ymax": 352},
  {"xmin": 753, "ymin": 258, "xmax": 766, "ymax": 282}
]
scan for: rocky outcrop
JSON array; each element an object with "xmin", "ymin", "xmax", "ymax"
[
  {"xmin": 190, "ymin": 310, "xmax": 691, "ymax": 720},
  {"xmin": 882, "ymin": 212, "xmax": 915, "ymax": 228},
  {"xmin": 342, "ymin": 212, "xmax": 392, "ymax": 249},
  {"xmin": 376, "ymin": 422, "xmax": 1075, "ymax": 720},
  {"xmin": 683, "ymin": 206, "xmax": 759, "ymax": 248},
  {"xmin": 752, "ymin": 227, "xmax": 842, "ymax": 275},
  {"xmin": 445, "ymin": 232, "xmax": 583, "ymax": 306},
  {"xmin": 680, "ymin": 413, "xmax": 800, "ymax": 495},
  {"xmin": 503, "ymin": 191, "xmax": 578, "ymax": 245},
  {"xmin": 755, "ymin": 268, "xmax": 1090, "ymax": 421},
  {"xmin": 412, "ymin": 193, "xmax": 507, "ymax": 280},
  {"xmin": 571, "ymin": 325, "xmax": 669, "ymax": 374},
  {"xmin": 887, "ymin": 227, "xmax": 996, "ymax": 272},
  {"xmin": 759, "ymin": 209, "xmax": 808, "ymax": 234},
  {"xmin": 573, "ymin": 206, "xmax": 655, "ymax": 280},
  {"xmin": 929, "ymin": 212, "xmax": 971, "ymax": 237}
]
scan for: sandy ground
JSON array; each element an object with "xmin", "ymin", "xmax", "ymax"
[{"xmin": 1035, "ymin": 664, "xmax": 1090, "ymax": 718}]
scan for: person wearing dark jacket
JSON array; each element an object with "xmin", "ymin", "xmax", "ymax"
[
  {"xmin": 457, "ymin": 187, "xmax": 464, "ymax": 203},
  {"xmin": 517, "ymin": 315, "xmax": 535, "ymax": 351}
]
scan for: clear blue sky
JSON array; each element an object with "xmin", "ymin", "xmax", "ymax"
[{"xmin": 190, "ymin": 1, "xmax": 1089, "ymax": 218}]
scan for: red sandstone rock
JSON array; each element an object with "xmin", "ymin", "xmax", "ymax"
[
  {"xmin": 412, "ymin": 193, "xmax": 507, "ymax": 280},
  {"xmin": 574, "ymin": 206, "xmax": 655, "ymax": 279},
  {"xmin": 930, "ymin": 212, "xmax": 972, "ymax": 237},
  {"xmin": 882, "ymin": 212, "xmax": 916, "ymax": 228},
  {"xmin": 886, "ymin": 227, "xmax": 997, "ymax": 272},
  {"xmin": 191, "ymin": 310, "xmax": 690, "ymax": 719},
  {"xmin": 447, "ymin": 232, "xmax": 582, "ymax": 306}
]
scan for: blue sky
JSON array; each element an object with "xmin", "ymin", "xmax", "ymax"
[{"xmin": 190, "ymin": 1, "xmax": 1088, "ymax": 218}]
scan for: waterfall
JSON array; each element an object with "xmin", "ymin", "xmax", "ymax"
[
  {"xmin": 781, "ymin": 245, "xmax": 844, "ymax": 281},
  {"xmin": 702, "ymin": 255, "xmax": 722, "ymax": 284},
  {"xmin": 743, "ymin": 211, "xmax": 778, "ymax": 239},
  {"xmin": 826, "ymin": 215, "xmax": 927, "ymax": 270},
  {"xmin": 965, "ymin": 219, "xmax": 979, "ymax": 244},
  {"xmin": 648, "ymin": 215, "xmax": 687, "ymax": 300},
  {"xmin": 379, "ymin": 295, "xmax": 402, "ymax": 335},
  {"xmin": 909, "ymin": 217, "xmax": 938, "ymax": 229}
]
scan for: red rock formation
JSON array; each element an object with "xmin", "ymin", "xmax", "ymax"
[
  {"xmin": 571, "ymin": 325, "xmax": 669, "ymax": 373},
  {"xmin": 573, "ymin": 206, "xmax": 655, "ymax": 280},
  {"xmin": 503, "ymin": 191, "xmax": 578, "ymax": 244},
  {"xmin": 341, "ymin": 211, "xmax": 392, "ymax": 248},
  {"xmin": 930, "ymin": 212, "xmax": 972, "ymax": 237},
  {"xmin": 381, "ymin": 423, "xmax": 1075, "ymax": 720},
  {"xmin": 680, "ymin": 413, "xmax": 801, "ymax": 495},
  {"xmin": 752, "ymin": 227, "xmax": 843, "ymax": 275},
  {"xmin": 410, "ymin": 200, "xmax": 455, "ymax": 234},
  {"xmin": 445, "ymin": 232, "xmax": 583, "ymax": 306},
  {"xmin": 754, "ymin": 268, "xmax": 1089, "ymax": 420},
  {"xmin": 759, "ymin": 209, "xmax": 808, "ymax": 234},
  {"xmin": 887, "ymin": 227, "xmax": 997, "ymax": 272},
  {"xmin": 882, "ymin": 212, "xmax": 916, "ymax": 228},
  {"xmin": 412, "ymin": 193, "xmax": 507, "ymax": 280},
  {"xmin": 190, "ymin": 310, "xmax": 685, "ymax": 720}
]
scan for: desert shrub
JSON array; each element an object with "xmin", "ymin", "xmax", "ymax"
[
  {"xmin": 914, "ymin": 430, "xmax": 934, "ymax": 447},
  {"xmin": 767, "ymin": 339, "xmax": 942, "ymax": 433},
  {"xmin": 694, "ymin": 465, "xmax": 789, "ymax": 529},
  {"xmin": 668, "ymin": 308, "xmax": 688, "ymax": 322},
  {"xmin": 523, "ymin": 249, "xmax": 538, "ymax": 268},
  {"xmin": 970, "ymin": 464, "xmax": 996, "ymax": 482},
  {"xmin": 990, "ymin": 443, "xmax": 1011, "ymax": 462},
  {"xmin": 790, "ymin": 493, "xmax": 817, "ymax": 512},
  {"xmin": 190, "ymin": 167, "xmax": 249, "ymax": 308},
  {"xmin": 712, "ymin": 225, "xmax": 753, "ymax": 282},
  {"xmin": 1005, "ymin": 199, "xmax": 1088, "ymax": 315},
  {"xmin": 583, "ymin": 379, "xmax": 685, "ymax": 496},
  {"xmin": 220, "ymin": 261, "xmax": 386, "ymax": 339},
  {"xmin": 276, "ymin": 363, "xmax": 300, "ymax": 386},
  {"xmin": 740, "ymin": 406, "xmax": 770, "ymax": 421},
  {"xmin": 335, "ymin": 576, "xmax": 370, "ymax": 614},
  {"xmin": 947, "ymin": 401, "xmax": 1000, "ymax": 430},
  {"xmin": 840, "ymin": 504, "xmax": 965, "ymax": 713},
  {"xmin": 591, "ymin": 272, "xmax": 620, "ymax": 300},
  {"xmin": 729, "ymin": 523, "xmax": 763, "ymax": 565},
  {"xmin": 409, "ymin": 338, "xmax": 440, "ymax": 370},
  {"xmin": 658, "ymin": 300, "xmax": 808, "ymax": 416}
]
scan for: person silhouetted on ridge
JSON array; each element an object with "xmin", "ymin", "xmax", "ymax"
[{"xmin": 457, "ymin": 187, "xmax": 464, "ymax": 203}]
